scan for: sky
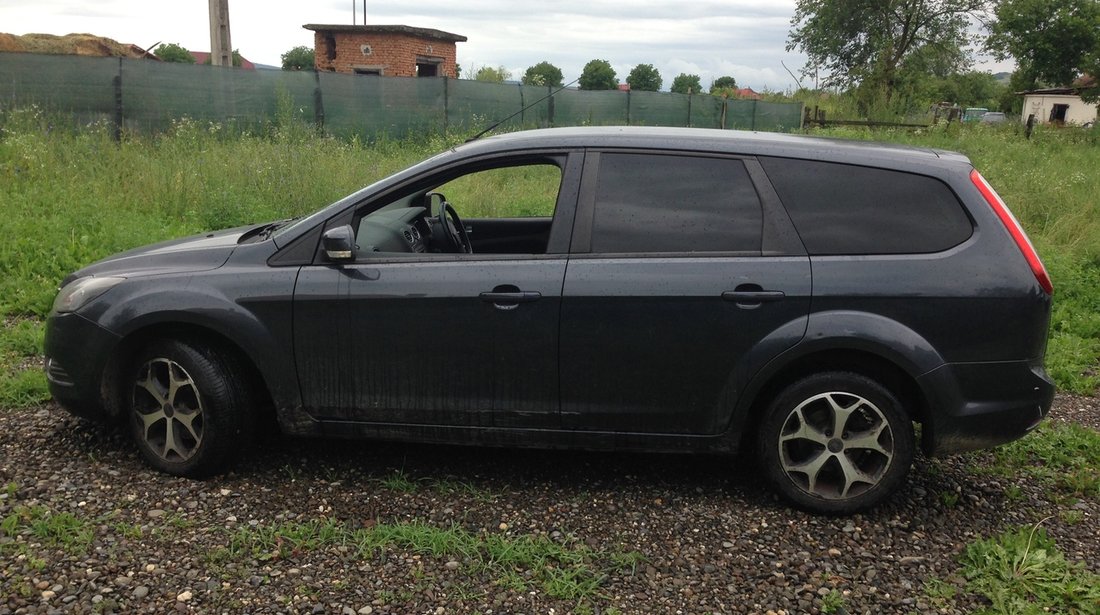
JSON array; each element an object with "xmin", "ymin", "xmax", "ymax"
[{"xmin": 0, "ymin": 0, "xmax": 1012, "ymax": 91}]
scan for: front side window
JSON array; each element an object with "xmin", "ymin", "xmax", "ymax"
[
  {"xmin": 354, "ymin": 160, "xmax": 563, "ymax": 256},
  {"xmin": 590, "ymin": 153, "xmax": 762, "ymax": 253}
]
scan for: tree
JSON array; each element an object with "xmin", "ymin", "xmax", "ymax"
[
  {"xmin": 203, "ymin": 49, "xmax": 243, "ymax": 67},
  {"xmin": 579, "ymin": 59, "xmax": 618, "ymax": 90},
  {"xmin": 281, "ymin": 46, "xmax": 315, "ymax": 71},
  {"xmin": 522, "ymin": 61, "xmax": 564, "ymax": 87},
  {"xmin": 474, "ymin": 65, "xmax": 510, "ymax": 83},
  {"xmin": 710, "ymin": 76, "xmax": 737, "ymax": 92},
  {"xmin": 671, "ymin": 73, "xmax": 702, "ymax": 94},
  {"xmin": 931, "ymin": 71, "xmax": 1004, "ymax": 108},
  {"xmin": 787, "ymin": 0, "xmax": 986, "ymax": 101},
  {"xmin": 987, "ymin": 0, "xmax": 1100, "ymax": 102},
  {"xmin": 626, "ymin": 63, "xmax": 662, "ymax": 91},
  {"xmin": 155, "ymin": 43, "xmax": 195, "ymax": 64}
]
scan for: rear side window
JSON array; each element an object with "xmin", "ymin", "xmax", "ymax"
[
  {"xmin": 591, "ymin": 153, "xmax": 762, "ymax": 253},
  {"xmin": 759, "ymin": 157, "xmax": 972, "ymax": 255}
]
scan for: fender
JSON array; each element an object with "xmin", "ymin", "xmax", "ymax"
[
  {"xmin": 79, "ymin": 269, "xmax": 301, "ymax": 411},
  {"xmin": 724, "ymin": 310, "xmax": 947, "ymax": 439}
]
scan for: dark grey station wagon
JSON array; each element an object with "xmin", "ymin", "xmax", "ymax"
[{"xmin": 44, "ymin": 127, "xmax": 1055, "ymax": 513}]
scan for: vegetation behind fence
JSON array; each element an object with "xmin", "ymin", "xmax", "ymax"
[{"xmin": 0, "ymin": 52, "xmax": 803, "ymax": 138}]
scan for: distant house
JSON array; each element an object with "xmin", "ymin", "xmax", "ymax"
[
  {"xmin": 733, "ymin": 87, "xmax": 761, "ymax": 100},
  {"xmin": 1020, "ymin": 76, "xmax": 1097, "ymax": 126},
  {"xmin": 303, "ymin": 24, "xmax": 465, "ymax": 77},
  {"xmin": 190, "ymin": 51, "xmax": 257, "ymax": 71}
]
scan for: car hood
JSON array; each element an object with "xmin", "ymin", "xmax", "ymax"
[{"xmin": 62, "ymin": 225, "xmax": 250, "ymax": 286}]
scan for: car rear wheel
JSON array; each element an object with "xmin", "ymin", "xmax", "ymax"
[
  {"xmin": 758, "ymin": 372, "xmax": 914, "ymax": 514},
  {"xmin": 128, "ymin": 339, "xmax": 252, "ymax": 477}
]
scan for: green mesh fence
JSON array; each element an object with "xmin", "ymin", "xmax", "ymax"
[
  {"xmin": 0, "ymin": 53, "xmax": 118, "ymax": 124},
  {"xmin": 122, "ymin": 59, "xmax": 317, "ymax": 133},
  {"xmin": 0, "ymin": 52, "xmax": 802, "ymax": 138}
]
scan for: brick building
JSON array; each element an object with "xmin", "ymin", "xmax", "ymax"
[{"xmin": 303, "ymin": 24, "xmax": 465, "ymax": 77}]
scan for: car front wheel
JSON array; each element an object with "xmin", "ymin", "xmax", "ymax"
[
  {"xmin": 757, "ymin": 372, "xmax": 914, "ymax": 514},
  {"xmin": 127, "ymin": 339, "xmax": 252, "ymax": 477}
]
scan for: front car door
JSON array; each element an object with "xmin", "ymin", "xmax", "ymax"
[
  {"xmin": 293, "ymin": 152, "xmax": 582, "ymax": 429},
  {"xmin": 559, "ymin": 151, "xmax": 811, "ymax": 435}
]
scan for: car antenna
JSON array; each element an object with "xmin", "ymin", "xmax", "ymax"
[{"xmin": 465, "ymin": 77, "xmax": 580, "ymax": 143}]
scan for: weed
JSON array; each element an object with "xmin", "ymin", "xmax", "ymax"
[
  {"xmin": 1003, "ymin": 485, "xmax": 1023, "ymax": 501},
  {"xmin": 940, "ymin": 491, "xmax": 960, "ymax": 508},
  {"xmin": 923, "ymin": 578, "xmax": 958, "ymax": 607},
  {"xmin": 378, "ymin": 469, "xmax": 421, "ymax": 493},
  {"xmin": 1059, "ymin": 509, "xmax": 1084, "ymax": 525},
  {"xmin": 960, "ymin": 521, "xmax": 1100, "ymax": 614},
  {"xmin": 820, "ymin": 588, "xmax": 846, "ymax": 614}
]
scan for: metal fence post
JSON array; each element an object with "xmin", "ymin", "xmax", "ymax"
[
  {"xmin": 112, "ymin": 58, "xmax": 123, "ymax": 143},
  {"xmin": 443, "ymin": 77, "xmax": 449, "ymax": 133},
  {"xmin": 518, "ymin": 82, "xmax": 524, "ymax": 127},
  {"xmin": 687, "ymin": 93, "xmax": 693, "ymax": 127},
  {"xmin": 313, "ymin": 70, "xmax": 325, "ymax": 134},
  {"xmin": 547, "ymin": 85, "xmax": 555, "ymax": 128},
  {"xmin": 626, "ymin": 90, "xmax": 631, "ymax": 125}
]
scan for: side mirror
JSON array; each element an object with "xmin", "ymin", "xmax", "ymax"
[{"xmin": 322, "ymin": 225, "xmax": 357, "ymax": 262}]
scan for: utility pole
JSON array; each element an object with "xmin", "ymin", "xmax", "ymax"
[{"xmin": 208, "ymin": 0, "xmax": 232, "ymax": 67}]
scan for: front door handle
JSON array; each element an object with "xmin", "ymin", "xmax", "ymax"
[{"xmin": 480, "ymin": 287, "xmax": 541, "ymax": 310}]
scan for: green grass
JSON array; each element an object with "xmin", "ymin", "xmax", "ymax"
[
  {"xmin": 0, "ymin": 505, "xmax": 94, "ymax": 554},
  {"xmin": 985, "ymin": 422, "xmax": 1100, "ymax": 499},
  {"xmin": 960, "ymin": 524, "xmax": 1100, "ymax": 614},
  {"xmin": 221, "ymin": 518, "xmax": 641, "ymax": 601}
]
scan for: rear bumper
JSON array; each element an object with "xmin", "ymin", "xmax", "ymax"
[
  {"xmin": 43, "ymin": 312, "xmax": 121, "ymax": 421},
  {"xmin": 918, "ymin": 359, "xmax": 1054, "ymax": 456}
]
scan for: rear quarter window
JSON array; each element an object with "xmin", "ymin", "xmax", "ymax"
[{"xmin": 758, "ymin": 157, "xmax": 972, "ymax": 255}]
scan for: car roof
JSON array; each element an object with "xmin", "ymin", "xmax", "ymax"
[{"xmin": 456, "ymin": 126, "xmax": 972, "ymax": 169}]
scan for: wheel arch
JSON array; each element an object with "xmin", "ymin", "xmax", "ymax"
[
  {"xmin": 100, "ymin": 321, "xmax": 276, "ymax": 431},
  {"xmin": 727, "ymin": 310, "xmax": 947, "ymax": 449}
]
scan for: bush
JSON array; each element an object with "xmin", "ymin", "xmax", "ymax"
[{"xmin": 154, "ymin": 43, "xmax": 195, "ymax": 64}]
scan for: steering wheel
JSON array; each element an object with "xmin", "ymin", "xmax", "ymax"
[{"xmin": 438, "ymin": 200, "xmax": 473, "ymax": 253}]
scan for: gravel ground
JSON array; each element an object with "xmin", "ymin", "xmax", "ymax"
[{"xmin": 1, "ymin": 394, "xmax": 1097, "ymax": 615}]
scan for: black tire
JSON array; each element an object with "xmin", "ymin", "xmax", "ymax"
[
  {"xmin": 127, "ymin": 339, "xmax": 253, "ymax": 477},
  {"xmin": 757, "ymin": 372, "xmax": 914, "ymax": 514}
]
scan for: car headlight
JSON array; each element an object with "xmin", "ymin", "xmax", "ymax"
[{"xmin": 52, "ymin": 276, "xmax": 125, "ymax": 314}]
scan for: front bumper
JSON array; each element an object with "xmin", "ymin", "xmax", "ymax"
[
  {"xmin": 43, "ymin": 311, "xmax": 122, "ymax": 421},
  {"xmin": 917, "ymin": 359, "xmax": 1055, "ymax": 456}
]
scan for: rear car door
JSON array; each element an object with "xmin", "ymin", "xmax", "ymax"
[{"xmin": 559, "ymin": 151, "xmax": 811, "ymax": 435}]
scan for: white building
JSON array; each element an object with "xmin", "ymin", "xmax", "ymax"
[{"xmin": 1020, "ymin": 82, "xmax": 1097, "ymax": 126}]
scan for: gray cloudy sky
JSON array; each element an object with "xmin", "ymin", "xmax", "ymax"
[{"xmin": 0, "ymin": 1, "xmax": 1008, "ymax": 91}]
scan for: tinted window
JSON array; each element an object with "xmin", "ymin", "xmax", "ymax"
[
  {"xmin": 591, "ymin": 153, "xmax": 762, "ymax": 253},
  {"xmin": 759, "ymin": 157, "xmax": 972, "ymax": 255}
]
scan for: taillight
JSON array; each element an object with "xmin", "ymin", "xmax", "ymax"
[{"xmin": 970, "ymin": 169, "xmax": 1053, "ymax": 295}]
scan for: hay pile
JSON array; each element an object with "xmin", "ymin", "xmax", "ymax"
[{"xmin": 0, "ymin": 32, "xmax": 151, "ymax": 58}]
